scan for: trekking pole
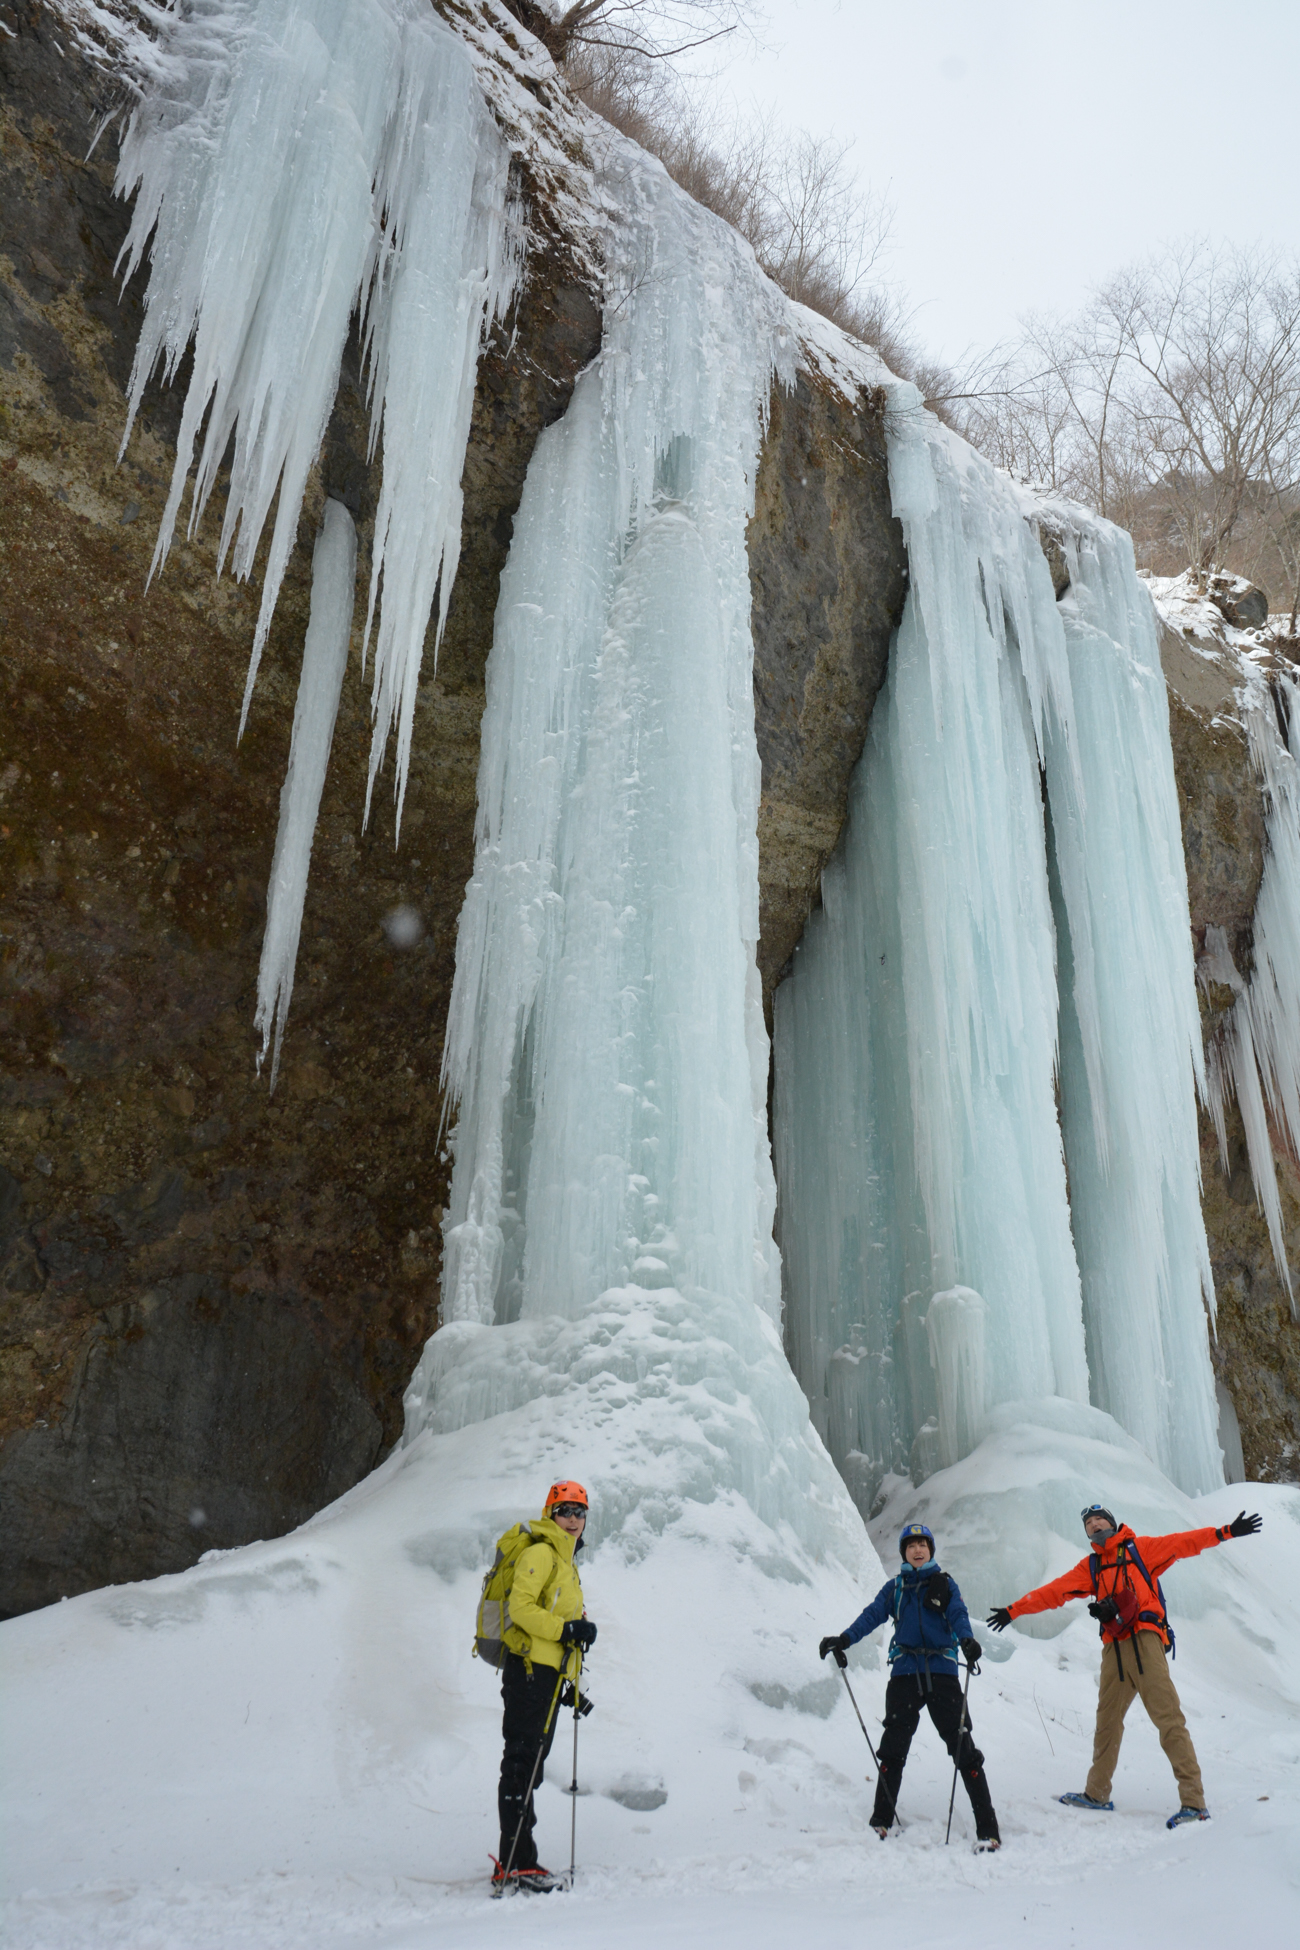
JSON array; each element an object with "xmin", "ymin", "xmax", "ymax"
[
  {"xmin": 944, "ymin": 1657, "xmax": 975, "ymax": 1846},
  {"xmin": 565, "ymin": 1651, "xmax": 583, "ymax": 1890},
  {"xmin": 835, "ymin": 1659, "xmax": 904, "ymax": 1832},
  {"xmin": 497, "ymin": 1668, "xmax": 566, "ymax": 1895}
]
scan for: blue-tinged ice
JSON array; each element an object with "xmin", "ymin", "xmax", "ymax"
[
  {"xmin": 774, "ymin": 395, "xmax": 1090, "ymax": 1509},
  {"xmin": 1042, "ymin": 513, "xmax": 1222, "ymax": 1490},
  {"xmin": 774, "ymin": 393, "xmax": 1223, "ymax": 1502},
  {"xmin": 434, "ymin": 140, "xmax": 791, "ymax": 1335}
]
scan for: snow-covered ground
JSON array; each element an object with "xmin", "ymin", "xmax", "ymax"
[{"xmin": 5, "ymin": 1399, "xmax": 1298, "ymax": 1949}]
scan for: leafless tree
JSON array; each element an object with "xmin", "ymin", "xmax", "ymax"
[
  {"xmin": 755, "ymin": 129, "xmax": 892, "ymax": 322},
  {"xmin": 1260, "ymin": 433, "xmax": 1300, "ymax": 635},
  {"xmin": 1112, "ymin": 246, "xmax": 1300, "ymax": 569},
  {"xmin": 503, "ymin": 1, "xmax": 761, "ymax": 64},
  {"xmin": 957, "ymin": 244, "xmax": 1300, "ymax": 591}
]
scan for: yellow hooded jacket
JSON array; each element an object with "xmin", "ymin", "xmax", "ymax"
[{"xmin": 504, "ymin": 1513, "xmax": 586, "ymax": 1675}]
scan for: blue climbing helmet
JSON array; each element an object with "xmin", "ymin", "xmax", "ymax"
[{"xmin": 898, "ymin": 1522, "xmax": 936, "ymax": 1560}]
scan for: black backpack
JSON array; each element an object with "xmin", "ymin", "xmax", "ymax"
[{"xmin": 1090, "ymin": 1538, "xmax": 1176, "ymax": 1658}]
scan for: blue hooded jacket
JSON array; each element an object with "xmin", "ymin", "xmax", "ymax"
[{"xmin": 842, "ymin": 1558, "xmax": 973, "ymax": 1677}]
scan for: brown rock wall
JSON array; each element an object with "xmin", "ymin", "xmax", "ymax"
[
  {"xmin": 748, "ymin": 372, "xmax": 908, "ymax": 1016},
  {"xmin": 1159, "ymin": 614, "xmax": 1300, "ymax": 1479}
]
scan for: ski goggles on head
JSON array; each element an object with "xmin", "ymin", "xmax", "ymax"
[
  {"xmin": 551, "ymin": 1502, "xmax": 587, "ymax": 1521},
  {"xmin": 1080, "ymin": 1504, "xmax": 1117, "ymax": 1529}
]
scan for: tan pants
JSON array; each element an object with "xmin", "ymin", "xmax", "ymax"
[{"xmin": 1085, "ymin": 1630, "xmax": 1205, "ymax": 1808}]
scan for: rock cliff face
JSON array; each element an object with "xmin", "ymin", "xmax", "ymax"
[
  {"xmin": 749, "ymin": 374, "xmax": 907, "ymax": 1016},
  {"xmin": 1, "ymin": 4, "xmax": 1293, "ymax": 1617},
  {"xmin": 1157, "ymin": 612, "xmax": 1300, "ymax": 1483},
  {"xmin": 0, "ymin": 6, "xmax": 905, "ymax": 1612}
]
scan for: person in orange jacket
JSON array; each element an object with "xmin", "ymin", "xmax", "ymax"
[{"xmin": 987, "ymin": 1502, "xmax": 1262, "ymax": 1829}]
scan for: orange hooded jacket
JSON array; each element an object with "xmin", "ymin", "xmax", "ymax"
[{"xmin": 1009, "ymin": 1521, "xmax": 1232, "ymax": 1648}]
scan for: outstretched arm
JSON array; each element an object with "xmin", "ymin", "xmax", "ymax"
[
  {"xmin": 1139, "ymin": 1513, "xmax": 1262, "ymax": 1577},
  {"xmin": 986, "ymin": 1556, "xmax": 1094, "ymax": 1631},
  {"xmin": 821, "ymin": 1581, "xmax": 894, "ymax": 1666}
]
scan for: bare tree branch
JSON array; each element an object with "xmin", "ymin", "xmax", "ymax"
[{"xmin": 954, "ymin": 243, "xmax": 1300, "ymax": 592}]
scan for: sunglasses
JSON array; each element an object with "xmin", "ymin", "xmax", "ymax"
[{"xmin": 551, "ymin": 1503, "xmax": 587, "ymax": 1520}]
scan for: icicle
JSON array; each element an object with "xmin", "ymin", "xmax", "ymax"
[
  {"xmin": 358, "ymin": 17, "xmax": 520, "ymax": 833},
  {"xmin": 114, "ymin": 0, "xmax": 516, "ymax": 797},
  {"xmin": 254, "ymin": 498, "xmax": 357, "ymax": 1087}
]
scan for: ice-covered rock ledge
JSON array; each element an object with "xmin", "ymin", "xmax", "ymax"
[{"xmin": 1147, "ymin": 572, "xmax": 1300, "ymax": 1305}]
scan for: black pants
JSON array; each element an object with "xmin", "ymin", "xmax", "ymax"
[
  {"xmin": 498, "ymin": 1653, "xmax": 565, "ymax": 1869},
  {"xmin": 871, "ymin": 1672, "xmax": 999, "ymax": 1841}
]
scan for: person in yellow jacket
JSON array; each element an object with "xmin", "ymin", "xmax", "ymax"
[{"xmin": 495, "ymin": 1479, "xmax": 597, "ymax": 1890}]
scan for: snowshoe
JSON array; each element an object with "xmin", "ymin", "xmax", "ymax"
[
  {"xmin": 1057, "ymin": 1792, "xmax": 1114, "ymax": 1811},
  {"xmin": 973, "ymin": 1836, "xmax": 1001, "ymax": 1853},
  {"xmin": 871, "ymin": 1824, "xmax": 894, "ymax": 1840},
  {"xmin": 490, "ymin": 1857, "xmax": 563, "ymax": 1896},
  {"xmin": 511, "ymin": 1866, "xmax": 563, "ymax": 1893},
  {"xmin": 1166, "ymin": 1806, "xmax": 1211, "ymax": 1830}
]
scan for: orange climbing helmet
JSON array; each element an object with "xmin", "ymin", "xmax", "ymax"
[{"xmin": 544, "ymin": 1479, "xmax": 589, "ymax": 1511}]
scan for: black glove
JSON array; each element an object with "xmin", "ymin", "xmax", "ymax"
[
  {"xmin": 561, "ymin": 1618, "xmax": 597, "ymax": 1650},
  {"xmin": 1227, "ymin": 1510, "xmax": 1262, "ymax": 1538},
  {"xmin": 559, "ymin": 1680, "xmax": 594, "ymax": 1717},
  {"xmin": 960, "ymin": 1636, "xmax": 982, "ymax": 1672},
  {"xmin": 1088, "ymin": 1596, "xmax": 1120, "ymax": 1624},
  {"xmin": 986, "ymin": 1607, "xmax": 1012, "ymax": 1633},
  {"xmin": 819, "ymin": 1634, "xmax": 850, "ymax": 1668}
]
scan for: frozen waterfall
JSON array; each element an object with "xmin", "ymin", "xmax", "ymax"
[
  {"xmin": 110, "ymin": 0, "xmax": 1227, "ymax": 1559},
  {"xmin": 1043, "ymin": 512, "xmax": 1221, "ymax": 1492},
  {"xmin": 403, "ymin": 130, "xmax": 874, "ymax": 1570},
  {"xmin": 433, "ymin": 142, "xmax": 788, "ymax": 1334},
  {"xmin": 774, "ymin": 401, "xmax": 1223, "ymax": 1503}
]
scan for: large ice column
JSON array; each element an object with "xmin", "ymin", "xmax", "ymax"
[
  {"xmin": 436, "ymin": 141, "xmax": 790, "ymax": 1333},
  {"xmin": 405, "ymin": 138, "xmax": 873, "ymax": 1570},
  {"xmin": 1042, "ymin": 516, "xmax": 1223, "ymax": 1493},
  {"xmin": 1202, "ymin": 669, "xmax": 1300, "ymax": 1311},
  {"xmin": 115, "ymin": 0, "xmax": 517, "ymax": 1045},
  {"xmin": 774, "ymin": 391, "xmax": 1090, "ymax": 1509}
]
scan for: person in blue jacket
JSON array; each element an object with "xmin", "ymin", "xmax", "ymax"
[{"xmin": 819, "ymin": 1522, "xmax": 1000, "ymax": 1848}]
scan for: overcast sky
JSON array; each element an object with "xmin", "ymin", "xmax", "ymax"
[{"xmin": 710, "ymin": 0, "xmax": 1300, "ymax": 366}]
